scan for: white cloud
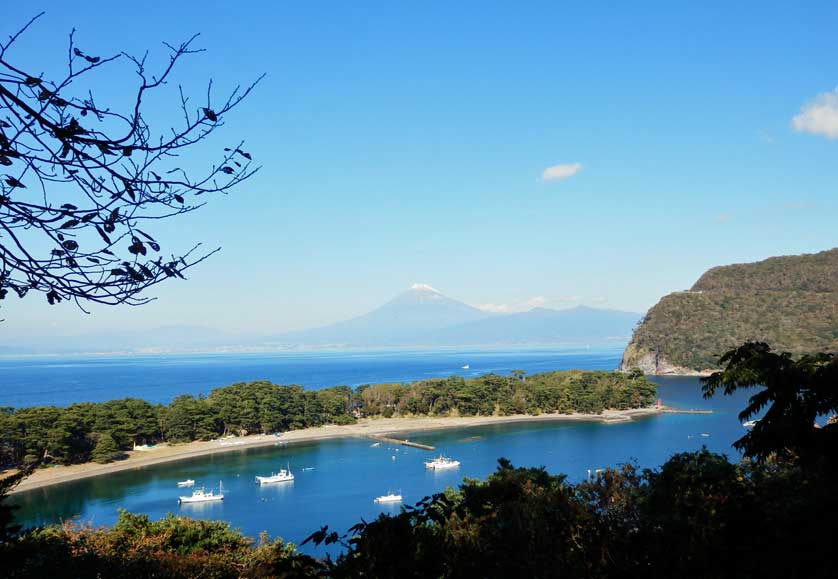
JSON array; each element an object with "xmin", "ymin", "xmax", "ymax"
[
  {"xmin": 476, "ymin": 295, "xmax": 564, "ymax": 313},
  {"xmin": 554, "ymin": 295, "xmax": 582, "ymax": 304},
  {"xmin": 541, "ymin": 163, "xmax": 582, "ymax": 182},
  {"xmin": 792, "ymin": 88, "xmax": 838, "ymax": 139},
  {"xmin": 524, "ymin": 296, "xmax": 546, "ymax": 308}
]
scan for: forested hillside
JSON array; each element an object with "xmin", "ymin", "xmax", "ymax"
[
  {"xmin": 621, "ymin": 248, "xmax": 838, "ymax": 373},
  {"xmin": 0, "ymin": 370, "xmax": 656, "ymax": 470}
]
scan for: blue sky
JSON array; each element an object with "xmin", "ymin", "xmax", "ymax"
[{"xmin": 2, "ymin": 1, "xmax": 837, "ymax": 341}]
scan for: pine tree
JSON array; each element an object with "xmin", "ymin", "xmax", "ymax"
[{"xmin": 90, "ymin": 433, "xmax": 121, "ymax": 464}]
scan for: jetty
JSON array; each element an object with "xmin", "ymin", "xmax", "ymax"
[
  {"xmin": 602, "ymin": 416, "xmax": 633, "ymax": 423},
  {"xmin": 366, "ymin": 434, "xmax": 435, "ymax": 451}
]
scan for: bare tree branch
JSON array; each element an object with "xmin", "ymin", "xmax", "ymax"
[{"xmin": 0, "ymin": 16, "xmax": 262, "ymax": 309}]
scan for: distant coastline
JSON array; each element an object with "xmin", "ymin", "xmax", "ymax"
[
  {"xmin": 9, "ymin": 408, "xmax": 666, "ymax": 494},
  {"xmin": 0, "ymin": 341, "xmax": 630, "ymax": 359}
]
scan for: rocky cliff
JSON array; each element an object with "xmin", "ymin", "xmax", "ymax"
[{"xmin": 621, "ymin": 248, "xmax": 838, "ymax": 374}]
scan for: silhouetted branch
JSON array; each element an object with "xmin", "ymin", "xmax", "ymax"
[{"xmin": 0, "ymin": 15, "xmax": 262, "ymax": 309}]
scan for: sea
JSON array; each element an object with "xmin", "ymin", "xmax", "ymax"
[{"xmin": 3, "ymin": 347, "xmax": 754, "ymax": 556}]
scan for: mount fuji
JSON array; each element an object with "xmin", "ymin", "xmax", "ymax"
[
  {"xmin": 269, "ymin": 284, "xmax": 640, "ymax": 348},
  {"xmin": 271, "ymin": 284, "xmax": 489, "ymax": 346}
]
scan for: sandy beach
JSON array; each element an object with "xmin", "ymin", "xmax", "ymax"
[{"xmin": 8, "ymin": 407, "xmax": 666, "ymax": 494}]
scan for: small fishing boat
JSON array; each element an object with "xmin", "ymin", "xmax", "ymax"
[
  {"xmin": 374, "ymin": 491, "xmax": 403, "ymax": 503},
  {"xmin": 424, "ymin": 455, "xmax": 460, "ymax": 470},
  {"xmin": 742, "ymin": 420, "xmax": 758, "ymax": 428},
  {"xmin": 179, "ymin": 482, "xmax": 224, "ymax": 504},
  {"xmin": 461, "ymin": 364, "xmax": 470, "ymax": 369},
  {"xmin": 177, "ymin": 479, "xmax": 195, "ymax": 487},
  {"xmin": 255, "ymin": 464, "xmax": 294, "ymax": 484}
]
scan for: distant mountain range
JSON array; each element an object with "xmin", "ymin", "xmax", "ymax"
[
  {"xmin": 267, "ymin": 284, "xmax": 640, "ymax": 348},
  {"xmin": 1, "ymin": 284, "xmax": 641, "ymax": 355},
  {"xmin": 426, "ymin": 305, "xmax": 641, "ymax": 346}
]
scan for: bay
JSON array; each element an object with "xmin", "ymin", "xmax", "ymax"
[{"xmin": 7, "ymin": 348, "xmax": 753, "ymax": 557}]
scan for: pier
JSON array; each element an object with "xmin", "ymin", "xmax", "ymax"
[
  {"xmin": 602, "ymin": 416, "xmax": 632, "ymax": 423},
  {"xmin": 366, "ymin": 434, "xmax": 435, "ymax": 451}
]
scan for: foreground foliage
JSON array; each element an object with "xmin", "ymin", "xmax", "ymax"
[
  {"xmin": 309, "ymin": 452, "xmax": 836, "ymax": 579},
  {"xmin": 702, "ymin": 341, "xmax": 838, "ymax": 464},
  {"xmin": 2, "ymin": 451, "xmax": 835, "ymax": 579},
  {"xmin": 0, "ymin": 370, "xmax": 656, "ymax": 469},
  {"xmin": 2, "ymin": 510, "xmax": 322, "ymax": 578}
]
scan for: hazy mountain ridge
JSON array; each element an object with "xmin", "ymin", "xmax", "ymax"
[
  {"xmin": 269, "ymin": 285, "xmax": 640, "ymax": 348},
  {"xmin": 2, "ymin": 285, "xmax": 641, "ymax": 354},
  {"xmin": 620, "ymin": 248, "xmax": 838, "ymax": 374},
  {"xmin": 419, "ymin": 306, "xmax": 640, "ymax": 345}
]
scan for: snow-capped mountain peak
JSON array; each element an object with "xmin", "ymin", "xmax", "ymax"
[{"xmin": 409, "ymin": 283, "xmax": 440, "ymax": 293}]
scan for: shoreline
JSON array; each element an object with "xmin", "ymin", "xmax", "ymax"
[{"xmin": 8, "ymin": 407, "xmax": 671, "ymax": 494}]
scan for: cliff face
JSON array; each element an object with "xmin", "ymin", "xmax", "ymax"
[
  {"xmin": 619, "ymin": 342, "xmax": 708, "ymax": 376},
  {"xmin": 621, "ymin": 248, "xmax": 838, "ymax": 375}
]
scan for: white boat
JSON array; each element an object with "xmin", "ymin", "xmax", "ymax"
[
  {"xmin": 179, "ymin": 482, "xmax": 224, "ymax": 503},
  {"xmin": 255, "ymin": 465, "xmax": 294, "ymax": 484},
  {"xmin": 177, "ymin": 479, "xmax": 195, "ymax": 487},
  {"xmin": 374, "ymin": 491, "xmax": 403, "ymax": 503},
  {"xmin": 424, "ymin": 455, "xmax": 460, "ymax": 470},
  {"xmin": 742, "ymin": 420, "xmax": 758, "ymax": 428},
  {"xmin": 461, "ymin": 364, "xmax": 470, "ymax": 369}
]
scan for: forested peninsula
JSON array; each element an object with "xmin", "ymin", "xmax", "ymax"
[
  {"xmin": 0, "ymin": 370, "xmax": 657, "ymax": 470},
  {"xmin": 621, "ymin": 248, "xmax": 838, "ymax": 374}
]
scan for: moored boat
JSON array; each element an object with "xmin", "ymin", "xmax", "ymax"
[
  {"xmin": 424, "ymin": 455, "xmax": 460, "ymax": 470},
  {"xmin": 179, "ymin": 482, "xmax": 224, "ymax": 503},
  {"xmin": 177, "ymin": 479, "xmax": 195, "ymax": 487},
  {"xmin": 374, "ymin": 491, "xmax": 403, "ymax": 503},
  {"xmin": 256, "ymin": 464, "xmax": 294, "ymax": 484}
]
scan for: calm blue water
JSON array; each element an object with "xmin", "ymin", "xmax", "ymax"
[
  {"xmin": 0, "ymin": 347, "xmax": 624, "ymax": 407},
  {"xmin": 7, "ymin": 349, "xmax": 755, "ymax": 556}
]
